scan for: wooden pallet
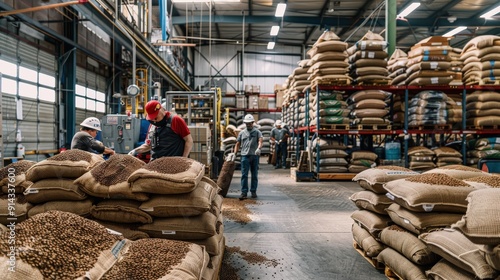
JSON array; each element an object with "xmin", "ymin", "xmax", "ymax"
[
  {"xmin": 317, "ymin": 124, "xmax": 350, "ymax": 130},
  {"xmin": 354, "ymin": 124, "xmax": 392, "ymax": 130},
  {"xmin": 408, "ymin": 124, "xmax": 452, "ymax": 130},
  {"xmin": 352, "ymin": 241, "xmax": 384, "ymax": 270},
  {"xmin": 315, "ymin": 173, "xmax": 357, "ymax": 180},
  {"xmin": 466, "ymin": 125, "xmax": 499, "ymax": 130},
  {"xmin": 384, "ymin": 266, "xmax": 403, "ymax": 280}
]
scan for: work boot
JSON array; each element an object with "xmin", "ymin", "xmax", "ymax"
[
  {"xmin": 239, "ymin": 193, "xmax": 247, "ymax": 200},
  {"xmin": 274, "ymin": 165, "xmax": 280, "ymax": 169},
  {"xmin": 251, "ymin": 192, "xmax": 257, "ymax": 198}
]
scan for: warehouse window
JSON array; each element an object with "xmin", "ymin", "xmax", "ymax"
[{"xmin": 75, "ymin": 84, "xmax": 105, "ymax": 113}]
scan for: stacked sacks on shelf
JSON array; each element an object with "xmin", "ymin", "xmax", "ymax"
[
  {"xmin": 449, "ymin": 47, "xmax": 464, "ymax": 86},
  {"xmin": 309, "ymin": 90, "xmax": 348, "ymax": 127},
  {"xmin": 257, "ymin": 118, "xmax": 275, "ymax": 155},
  {"xmin": 405, "ymin": 36, "xmax": 454, "ymax": 86},
  {"xmin": 348, "ymin": 150, "xmax": 378, "ymax": 173},
  {"xmin": 378, "ymin": 172, "xmax": 480, "ymax": 278},
  {"xmin": 407, "ymin": 90, "xmax": 449, "ymax": 127},
  {"xmin": 306, "ymin": 30, "xmax": 350, "ymax": 89},
  {"xmin": 392, "ymin": 94, "xmax": 405, "ymax": 128},
  {"xmin": 350, "ymin": 166, "xmax": 419, "ymax": 260},
  {"xmin": 433, "ymin": 147, "xmax": 462, "ymax": 167},
  {"xmin": 23, "ymin": 150, "xmax": 104, "ymax": 219},
  {"xmin": 421, "ymin": 188, "xmax": 500, "ymax": 279},
  {"xmin": 311, "ymin": 137, "xmax": 348, "ymax": 173},
  {"xmin": 347, "ymin": 31, "xmax": 390, "ymax": 85},
  {"xmin": 297, "ymin": 97, "xmax": 308, "ymax": 127},
  {"xmin": 466, "ymin": 90, "xmax": 500, "ymax": 128},
  {"xmin": 285, "ymin": 60, "xmax": 310, "ymax": 102},
  {"xmin": 466, "ymin": 137, "xmax": 500, "ymax": 168},
  {"xmin": 388, "ymin": 49, "xmax": 408, "ymax": 86},
  {"xmin": 346, "ymin": 89, "xmax": 391, "ymax": 127},
  {"xmin": 408, "ymin": 146, "xmax": 436, "ymax": 171},
  {"xmin": 461, "ymin": 35, "xmax": 500, "ymax": 85},
  {"xmin": 444, "ymin": 92, "xmax": 463, "ymax": 128},
  {"xmin": 0, "ymin": 161, "xmax": 36, "ymax": 225}
]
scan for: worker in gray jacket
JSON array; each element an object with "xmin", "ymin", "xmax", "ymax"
[
  {"xmin": 71, "ymin": 117, "xmax": 115, "ymax": 155},
  {"xmin": 233, "ymin": 114, "xmax": 263, "ymax": 200},
  {"xmin": 270, "ymin": 119, "xmax": 289, "ymax": 169}
]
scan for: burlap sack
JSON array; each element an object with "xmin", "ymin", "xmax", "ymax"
[
  {"xmin": 348, "ymin": 165, "xmax": 371, "ymax": 173},
  {"xmin": 383, "ymin": 173, "xmax": 475, "ymax": 213},
  {"xmin": 201, "ymin": 241, "xmax": 224, "ymax": 280},
  {"xmin": 464, "ymin": 175, "xmax": 500, "ymax": 189},
  {"xmin": 192, "ymin": 214, "xmax": 224, "ymax": 256},
  {"xmin": 380, "ymin": 225, "xmax": 438, "ymax": 265},
  {"xmin": 408, "ymin": 146, "xmax": 435, "ymax": 156},
  {"xmin": 352, "ymin": 223, "xmax": 384, "ymax": 257},
  {"xmin": 0, "ymin": 194, "xmax": 31, "ymax": 225},
  {"xmin": 74, "ymin": 154, "xmax": 148, "ymax": 201},
  {"xmin": 425, "ymin": 259, "xmax": 476, "ymax": 280},
  {"xmin": 350, "ymin": 210, "xmax": 392, "ymax": 239},
  {"xmin": 96, "ymin": 220, "xmax": 149, "ymax": 240},
  {"xmin": 217, "ymin": 161, "xmax": 235, "ymax": 197},
  {"xmin": 101, "ymin": 238, "xmax": 209, "ymax": 280},
  {"xmin": 420, "ymin": 228, "xmax": 498, "ymax": 279},
  {"xmin": 26, "ymin": 150, "xmax": 104, "ymax": 182},
  {"xmin": 129, "ymin": 157, "xmax": 205, "ymax": 194},
  {"xmin": 452, "ymin": 188, "xmax": 500, "ymax": 245},
  {"xmin": 23, "ymin": 178, "xmax": 87, "ymax": 204},
  {"xmin": 386, "ymin": 203, "xmax": 463, "ymax": 235},
  {"xmin": 313, "ymin": 149, "xmax": 348, "ymax": 159},
  {"xmin": 0, "ymin": 160, "xmax": 36, "ymax": 188},
  {"xmin": 0, "ymin": 256, "xmax": 45, "ymax": 280},
  {"xmin": 353, "ymin": 166, "xmax": 419, "ymax": 194},
  {"xmin": 91, "ymin": 199, "xmax": 153, "ymax": 224},
  {"xmin": 139, "ymin": 179, "xmax": 217, "ymax": 218},
  {"xmin": 27, "ymin": 199, "xmax": 93, "ymax": 218},
  {"xmin": 139, "ymin": 211, "xmax": 217, "ymax": 240},
  {"xmin": 376, "ymin": 247, "xmax": 428, "ymax": 280},
  {"xmin": 1, "ymin": 180, "xmax": 31, "ymax": 194},
  {"xmin": 349, "ymin": 191, "xmax": 392, "ymax": 215},
  {"xmin": 423, "ymin": 165, "xmax": 489, "ymax": 179}
]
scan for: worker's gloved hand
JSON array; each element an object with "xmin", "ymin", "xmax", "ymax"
[
  {"xmin": 274, "ymin": 140, "xmax": 279, "ymax": 145},
  {"xmin": 255, "ymin": 148, "xmax": 261, "ymax": 156},
  {"xmin": 226, "ymin": 153, "xmax": 236, "ymax": 162},
  {"xmin": 128, "ymin": 149, "xmax": 137, "ymax": 156}
]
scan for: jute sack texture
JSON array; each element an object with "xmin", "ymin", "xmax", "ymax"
[
  {"xmin": 91, "ymin": 199, "xmax": 153, "ymax": 224},
  {"xmin": 352, "ymin": 165, "xmax": 419, "ymax": 194},
  {"xmin": 27, "ymin": 199, "xmax": 93, "ymax": 218},
  {"xmin": 351, "ymin": 222, "xmax": 384, "ymax": 257},
  {"xmin": 350, "ymin": 209, "xmax": 392, "ymax": 239},
  {"xmin": 138, "ymin": 211, "xmax": 217, "ymax": 240},
  {"xmin": 74, "ymin": 154, "xmax": 148, "ymax": 201},
  {"xmin": 349, "ymin": 190, "xmax": 392, "ymax": 215},
  {"xmin": 129, "ymin": 157, "xmax": 204, "ymax": 194},
  {"xmin": 96, "ymin": 220, "xmax": 149, "ymax": 240},
  {"xmin": 0, "ymin": 194, "xmax": 31, "ymax": 225},
  {"xmin": 422, "ymin": 164, "xmax": 489, "ymax": 179},
  {"xmin": 383, "ymin": 173, "xmax": 474, "ymax": 213},
  {"xmin": 23, "ymin": 178, "xmax": 87, "ymax": 204},
  {"xmin": 420, "ymin": 228, "xmax": 498, "ymax": 279},
  {"xmin": 376, "ymin": 247, "xmax": 428, "ymax": 280},
  {"xmin": 217, "ymin": 160, "xmax": 235, "ymax": 197},
  {"xmin": 425, "ymin": 259, "xmax": 476, "ymax": 280},
  {"xmin": 0, "ymin": 160, "xmax": 36, "ymax": 192},
  {"xmin": 463, "ymin": 175, "xmax": 500, "ymax": 189},
  {"xmin": 26, "ymin": 150, "xmax": 104, "ymax": 182}
]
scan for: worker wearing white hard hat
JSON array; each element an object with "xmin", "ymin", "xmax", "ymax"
[
  {"xmin": 233, "ymin": 114, "xmax": 263, "ymax": 200},
  {"xmin": 71, "ymin": 117, "xmax": 115, "ymax": 155},
  {"xmin": 270, "ymin": 119, "xmax": 289, "ymax": 169}
]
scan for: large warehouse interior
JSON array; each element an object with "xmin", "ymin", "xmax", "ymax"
[{"xmin": 1, "ymin": 0, "xmax": 500, "ymax": 279}]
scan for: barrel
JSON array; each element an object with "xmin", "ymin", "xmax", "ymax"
[{"xmin": 385, "ymin": 142, "xmax": 401, "ymax": 160}]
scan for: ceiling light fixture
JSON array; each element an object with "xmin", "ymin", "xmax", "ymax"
[
  {"xmin": 397, "ymin": 2, "xmax": 421, "ymax": 18},
  {"xmin": 443, "ymin": 26, "xmax": 467, "ymax": 37},
  {"xmin": 275, "ymin": 2, "xmax": 287, "ymax": 17},
  {"xmin": 480, "ymin": 4, "xmax": 500, "ymax": 19},
  {"xmin": 270, "ymin": 26, "xmax": 280, "ymax": 36},
  {"xmin": 267, "ymin": 42, "xmax": 275, "ymax": 50},
  {"xmin": 172, "ymin": 0, "xmax": 240, "ymax": 3},
  {"xmin": 327, "ymin": 0, "xmax": 335, "ymax": 13}
]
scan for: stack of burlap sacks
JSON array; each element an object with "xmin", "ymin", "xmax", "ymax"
[
  {"xmin": 351, "ymin": 164, "xmax": 500, "ymax": 279},
  {"xmin": 466, "ymin": 137, "xmax": 500, "ymax": 168},
  {"xmin": 346, "ymin": 89, "xmax": 391, "ymax": 127},
  {"xmin": 257, "ymin": 118, "xmax": 276, "ymax": 155},
  {"xmin": 282, "ymin": 59, "xmax": 311, "ymax": 105},
  {"xmin": 0, "ymin": 150, "xmax": 224, "ymax": 280},
  {"xmin": 308, "ymin": 90, "xmax": 349, "ymax": 127},
  {"xmin": 466, "ymin": 90, "xmax": 500, "ymax": 128},
  {"xmin": 311, "ymin": 137, "xmax": 349, "ymax": 173},
  {"xmin": 407, "ymin": 146, "xmax": 436, "ymax": 171},
  {"xmin": 461, "ymin": 35, "xmax": 500, "ymax": 85},
  {"xmin": 348, "ymin": 150, "xmax": 378, "ymax": 173},
  {"xmin": 388, "ymin": 49, "xmax": 409, "ymax": 86}
]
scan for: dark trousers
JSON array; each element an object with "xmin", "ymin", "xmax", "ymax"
[
  {"xmin": 275, "ymin": 142, "xmax": 287, "ymax": 168},
  {"xmin": 241, "ymin": 155, "xmax": 259, "ymax": 193}
]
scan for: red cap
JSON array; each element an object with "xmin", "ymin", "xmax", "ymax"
[{"xmin": 145, "ymin": 100, "xmax": 162, "ymax": 120}]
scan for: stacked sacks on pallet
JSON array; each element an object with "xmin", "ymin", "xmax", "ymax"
[
  {"xmin": 306, "ymin": 30, "xmax": 351, "ymax": 89},
  {"xmin": 347, "ymin": 89, "xmax": 391, "ymax": 128},
  {"xmin": 309, "ymin": 90, "xmax": 348, "ymax": 127},
  {"xmin": 408, "ymin": 146, "xmax": 436, "ymax": 171},
  {"xmin": 421, "ymin": 188, "xmax": 500, "ymax": 279},
  {"xmin": 449, "ymin": 47, "xmax": 464, "ymax": 86},
  {"xmin": 311, "ymin": 137, "xmax": 348, "ymax": 173},
  {"xmin": 298, "ymin": 97, "xmax": 308, "ymax": 127},
  {"xmin": 350, "ymin": 166, "xmax": 419, "ymax": 260},
  {"xmin": 23, "ymin": 150, "xmax": 104, "ymax": 219},
  {"xmin": 348, "ymin": 150, "xmax": 378, "ymax": 173},
  {"xmin": 388, "ymin": 49, "xmax": 408, "ymax": 86},
  {"xmin": 392, "ymin": 94, "xmax": 405, "ymax": 128},
  {"xmin": 285, "ymin": 60, "xmax": 310, "ymax": 102},
  {"xmin": 0, "ymin": 161, "xmax": 36, "ymax": 224},
  {"xmin": 347, "ymin": 31, "xmax": 390, "ymax": 86},
  {"xmin": 407, "ymin": 90, "xmax": 449, "ymax": 127},
  {"xmin": 257, "ymin": 118, "xmax": 275, "ymax": 155},
  {"xmin": 405, "ymin": 36, "xmax": 454, "ymax": 86},
  {"xmin": 433, "ymin": 147, "xmax": 462, "ymax": 167},
  {"xmin": 378, "ymin": 172, "xmax": 480, "ymax": 278},
  {"xmin": 466, "ymin": 137, "xmax": 500, "ymax": 168},
  {"xmin": 444, "ymin": 93, "xmax": 463, "ymax": 128},
  {"xmin": 461, "ymin": 35, "xmax": 500, "ymax": 85},
  {"xmin": 466, "ymin": 91, "xmax": 500, "ymax": 128}
]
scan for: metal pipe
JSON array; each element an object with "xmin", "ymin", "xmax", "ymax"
[
  {"xmin": 0, "ymin": 0, "xmax": 84, "ymax": 17},
  {"xmin": 115, "ymin": 0, "xmax": 136, "ymax": 86}
]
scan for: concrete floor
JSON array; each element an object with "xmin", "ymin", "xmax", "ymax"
[{"xmin": 222, "ymin": 159, "xmax": 388, "ymax": 280}]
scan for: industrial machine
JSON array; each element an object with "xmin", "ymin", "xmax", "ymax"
[{"xmin": 101, "ymin": 114, "xmax": 142, "ymax": 154}]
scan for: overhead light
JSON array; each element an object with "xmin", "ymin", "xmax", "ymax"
[
  {"xmin": 172, "ymin": 0, "xmax": 240, "ymax": 2},
  {"xmin": 267, "ymin": 42, "xmax": 275, "ymax": 50},
  {"xmin": 480, "ymin": 4, "xmax": 500, "ymax": 19},
  {"xmin": 327, "ymin": 0, "xmax": 335, "ymax": 13},
  {"xmin": 270, "ymin": 26, "xmax": 280, "ymax": 36},
  {"xmin": 397, "ymin": 2, "xmax": 420, "ymax": 18},
  {"xmin": 275, "ymin": 2, "xmax": 287, "ymax": 17},
  {"xmin": 443, "ymin": 26, "xmax": 467, "ymax": 37}
]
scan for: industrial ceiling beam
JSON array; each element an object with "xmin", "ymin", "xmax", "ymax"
[{"xmin": 0, "ymin": 0, "xmax": 87, "ymax": 17}]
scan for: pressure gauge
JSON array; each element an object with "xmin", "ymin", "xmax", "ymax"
[{"xmin": 127, "ymin": 84, "xmax": 140, "ymax": 96}]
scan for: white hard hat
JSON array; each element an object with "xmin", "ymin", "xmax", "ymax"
[
  {"xmin": 243, "ymin": 114, "xmax": 255, "ymax": 123},
  {"xmin": 275, "ymin": 120, "xmax": 282, "ymax": 126},
  {"xmin": 80, "ymin": 117, "xmax": 102, "ymax": 131}
]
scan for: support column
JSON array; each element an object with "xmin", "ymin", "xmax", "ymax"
[{"xmin": 386, "ymin": 0, "xmax": 397, "ymax": 57}]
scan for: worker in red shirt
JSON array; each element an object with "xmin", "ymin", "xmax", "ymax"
[{"xmin": 128, "ymin": 100, "xmax": 193, "ymax": 159}]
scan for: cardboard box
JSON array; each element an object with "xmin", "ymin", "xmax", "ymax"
[
  {"xmin": 190, "ymin": 150, "xmax": 212, "ymax": 165},
  {"xmin": 188, "ymin": 126, "xmax": 211, "ymax": 142},
  {"xmin": 276, "ymin": 90, "xmax": 285, "ymax": 108},
  {"xmin": 274, "ymin": 84, "xmax": 285, "ymax": 92},
  {"xmin": 248, "ymin": 95, "xmax": 259, "ymax": 109},
  {"xmin": 191, "ymin": 142, "xmax": 210, "ymax": 152},
  {"xmin": 236, "ymin": 95, "xmax": 246, "ymax": 109},
  {"xmin": 258, "ymin": 98, "xmax": 268, "ymax": 109},
  {"xmin": 413, "ymin": 36, "xmax": 449, "ymax": 48}
]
